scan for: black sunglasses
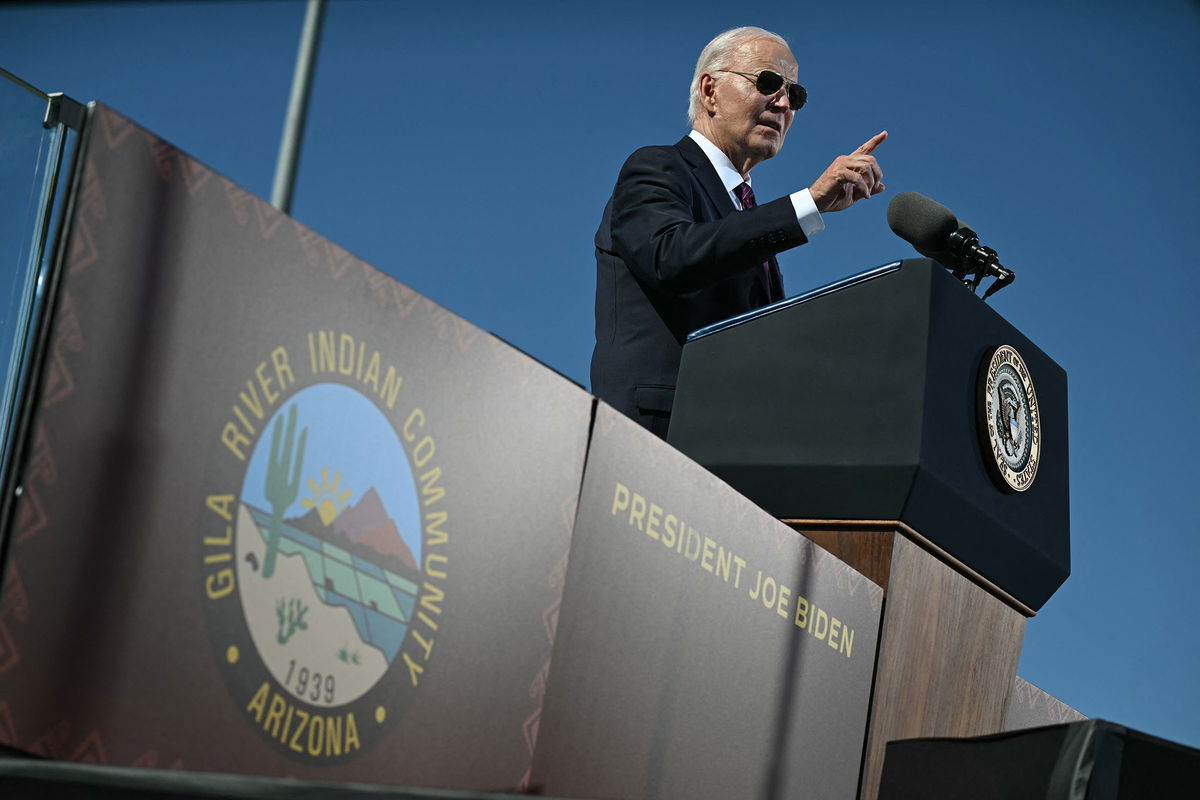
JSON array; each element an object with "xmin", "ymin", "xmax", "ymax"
[{"xmin": 716, "ymin": 69, "xmax": 807, "ymax": 111}]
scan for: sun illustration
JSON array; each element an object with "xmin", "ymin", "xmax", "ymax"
[{"xmin": 301, "ymin": 467, "xmax": 352, "ymax": 525}]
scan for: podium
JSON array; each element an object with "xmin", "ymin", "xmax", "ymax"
[{"xmin": 668, "ymin": 258, "xmax": 1071, "ymax": 799}]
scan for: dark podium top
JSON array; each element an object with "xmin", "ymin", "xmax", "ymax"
[{"xmin": 668, "ymin": 258, "xmax": 1070, "ymax": 611}]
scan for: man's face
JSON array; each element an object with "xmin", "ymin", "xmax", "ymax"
[{"xmin": 706, "ymin": 38, "xmax": 799, "ymax": 168}]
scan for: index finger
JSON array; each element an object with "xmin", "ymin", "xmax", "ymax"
[{"xmin": 856, "ymin": 130, "xmax": 888, "ymax": 155}]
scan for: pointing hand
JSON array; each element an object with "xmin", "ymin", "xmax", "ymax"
[{"xmin": 809, "ymin": 130, "xmax": 887, "ymax": 213}]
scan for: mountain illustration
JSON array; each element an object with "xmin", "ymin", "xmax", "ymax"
[
  {"xmin": 285, "ymin": 486, "xmax": 417, "ymax": 569},
  {"xmin": 334, "ymin": 487, "xmax": 417, "ymax": 568}
]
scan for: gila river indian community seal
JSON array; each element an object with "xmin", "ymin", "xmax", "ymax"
[
  {"xmin": 202, "ymin": 335, "xmax": 451, "ymax": 762},
  {"xmin": 979, "ymin": 344, "xmax": 1041, "ymax": 492}
]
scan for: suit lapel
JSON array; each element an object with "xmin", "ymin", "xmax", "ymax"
[
  {"xmin": 675, "ymin": 136, "xmax": 737, "ymax": 218},
  {"xmin": 677, "ymin": 135, "xmax": 786, "ymax": 301}
]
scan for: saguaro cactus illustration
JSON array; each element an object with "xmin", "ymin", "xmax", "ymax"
[
  {"xmin": 276, "ymin": 597, "xmax": 309, "ymax": 645},
  {"xmin": 262, "ymin": 403, "xmax": 308, "ymax": 579}
]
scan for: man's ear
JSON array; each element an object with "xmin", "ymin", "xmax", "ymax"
[{"xmin": 698, "ymin": 72, "xmax": 719, "ymax": 114}]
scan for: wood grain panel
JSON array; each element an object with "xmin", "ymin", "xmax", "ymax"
[
  {"xmin": 781, "ymin": 519, "xmax": 1035, "ymax": 617},
  {"xmin": 785, "ymin": 526, "xmax": 895, "ymax": 589},
  {"xmin": 858, "ymin": 535, "xmax": 1027, "ymax": 800}
]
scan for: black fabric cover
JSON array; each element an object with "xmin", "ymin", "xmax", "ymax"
[
  {"xmin": 878, "ymin": 719, "xmax": 1199, "ymax": 799},
  {"xmin": 0, "ymin": 750, "xmax": 559, "ymax": 800}
]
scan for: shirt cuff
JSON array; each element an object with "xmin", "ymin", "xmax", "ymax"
[{"xmin": 790, "ymin": 189, "xmax": 825, "ymax": 237}]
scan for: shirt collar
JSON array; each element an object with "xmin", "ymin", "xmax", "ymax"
[{"xmin": 688, "ymin": 129, "xmax": 750, "ymax": 205}]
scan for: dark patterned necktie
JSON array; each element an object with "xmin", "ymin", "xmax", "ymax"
[
  {"xmin": 734, "ymin": 181, "xmax": 757, "ymax": 210},
  {"xmin": 734, "ymin": 182, "xmax": 772, "ymax": 287}
]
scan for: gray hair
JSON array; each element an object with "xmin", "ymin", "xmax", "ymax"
[{"xmin": 687, "ymin": 27, "xmax": 791, "ymax": 125}]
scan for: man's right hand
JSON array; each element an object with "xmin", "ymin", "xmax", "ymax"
[{"xmin": 809, "ymin": 130, "xmax": 887, "ymax": 213}]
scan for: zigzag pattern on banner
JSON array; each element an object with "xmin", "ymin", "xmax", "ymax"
[
  {"xmin": 99, "ymin": 110, "xmax": 135, "ymax": 151},
  {"xmin": 144, "ymin": 133, "xmax": 176, "ymax": 182},
  {"xmin": 80, "ymin": 159, "xmax": 107, "ymax": 221},
  {"xmin": 66, "ymin": 159, "xmax": 105, "ymax": 274},
  {"xmin": 67, "ymin": 216, "xmax": 99, "ymax": 274},
  {"xmin": 514, "ymin": 501, "xmax": 576, "ymax": 790},
  {"xmin": 426, "ymin": 301, "xmax": 482, "ymax": 352},
  {"xmin": 40, "ymin": 290, "xmax": 84, "ymax": 407},
  {"xmin": 597, "ymin": 403, "xmax": 620, "ymax": 437},
  {"xmin": 0, "ymin": 565, "xmax": 30, "ymax": 675},
  {"xmin": 26, "ymin": 720, "xmax": 95, "ymax": 761},
  {"xmin": 253, "ymin": 196, "xmax": 285, "ymax": 239},
  {"xmin": 130, "ymin": 748, "xmax": 185, "ymax": 770},
  {"xmin": 1010, "ymin": 678, "xmax": 1084, "ymax": 725},
  {"xmin": 0, "ymin": 711, "xmax": 186, "ymax": 770},
  {"xmin": 218, "ymin": 175, "xmax": 284, "ymax": 239},
  {"xmin": 15, "ymin": 425, "xmax": 55, "ymax": 545},
  {"xmin": 180, "ymin": 157, "xmax": 213, "ymax": 197},
  {"xmin": 294, "ymin": 222, "xmax": 355, "ymax": 279},
  {"xmin": 486, "ymin": 333, "xmax": 550, "ymax": 391},
  {"xmin": 0, "ymin": 701, "xmax": 17, "ymax": 747},
  {"xmin": 362, "ymin": 267, "xmax": 422, "ymax": 318},
  {"xmin": 221, "ymin": 178, "xmax": 252, "ymax": 225},
  {"xmin": 132, "ymin": 132, "xmax": 214, "ymax": 196}
]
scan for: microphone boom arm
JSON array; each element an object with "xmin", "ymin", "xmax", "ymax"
[
  {"xmin": 885, "ymin": 192, "xmax": 1016, "ymax": 301},
  {"xmin": 948, "ymin": 226, "xmax": 1015, "ymax": 299}
]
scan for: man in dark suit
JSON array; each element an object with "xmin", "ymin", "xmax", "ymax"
[{"xmin": 591, "ymin": 26, "xmax": 887, "ymax": 437}]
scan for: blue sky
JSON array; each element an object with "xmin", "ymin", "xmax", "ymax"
[{"xmin": 3, "ymin": 0, "xmax": 1198, "ymax": 749}]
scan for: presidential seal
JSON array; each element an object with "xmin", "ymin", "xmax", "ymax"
[
  {"xmin": 202, "ymin": 335, "xmax": 450, "ymax": 763},
  {"xmin": 979, "ymin": 344, "xmax": 1040, "ymax": 492}
]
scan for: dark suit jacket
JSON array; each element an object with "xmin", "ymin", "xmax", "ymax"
[{"xmin": 591, "ymin": 134, "xmax": 808, "ymax": 434}]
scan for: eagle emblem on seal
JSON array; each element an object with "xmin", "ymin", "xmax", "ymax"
[{"xmin": 980, "ymin": 345, "xmax": 1040, "ymax": 492}]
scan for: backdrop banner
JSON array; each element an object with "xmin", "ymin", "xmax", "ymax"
[
  {"xmin": 0, "ymin": 104, "xmax": 592, "ymax": 791},
  {"xmin": 532, "ymin": 403, "xmax": 884, "ymax": 800}
]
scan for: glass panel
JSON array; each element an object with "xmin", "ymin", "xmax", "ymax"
[{"xmin": 0, "ymin": 70, "xmax": 76, "ymax": 497}]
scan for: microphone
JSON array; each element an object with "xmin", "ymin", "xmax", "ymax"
[{"xmin": 886, "ymin": 192, "xmax": 1014, "ymax": 298}]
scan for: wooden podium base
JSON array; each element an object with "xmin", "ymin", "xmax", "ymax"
[{"xmin": 781, "ymin": 521, "xmax": 1032, "ymax": 800}]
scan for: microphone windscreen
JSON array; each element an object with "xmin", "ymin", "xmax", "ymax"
[{"xmin": 886, "ymin": 192, "xmax": 959, "ymax": 259}]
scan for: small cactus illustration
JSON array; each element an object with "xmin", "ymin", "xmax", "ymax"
[
  {"xmin": 276, "ymin": 597, "xmax": 309, "ymax": 645},
  {"xmin": 261, "ymin": 404, "xmax": 307, "ymax": 579}
]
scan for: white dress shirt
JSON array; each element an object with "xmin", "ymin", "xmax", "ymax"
[{"xmin": 688, "ymin": 129, "xmax": 824, "ymax": 237}]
